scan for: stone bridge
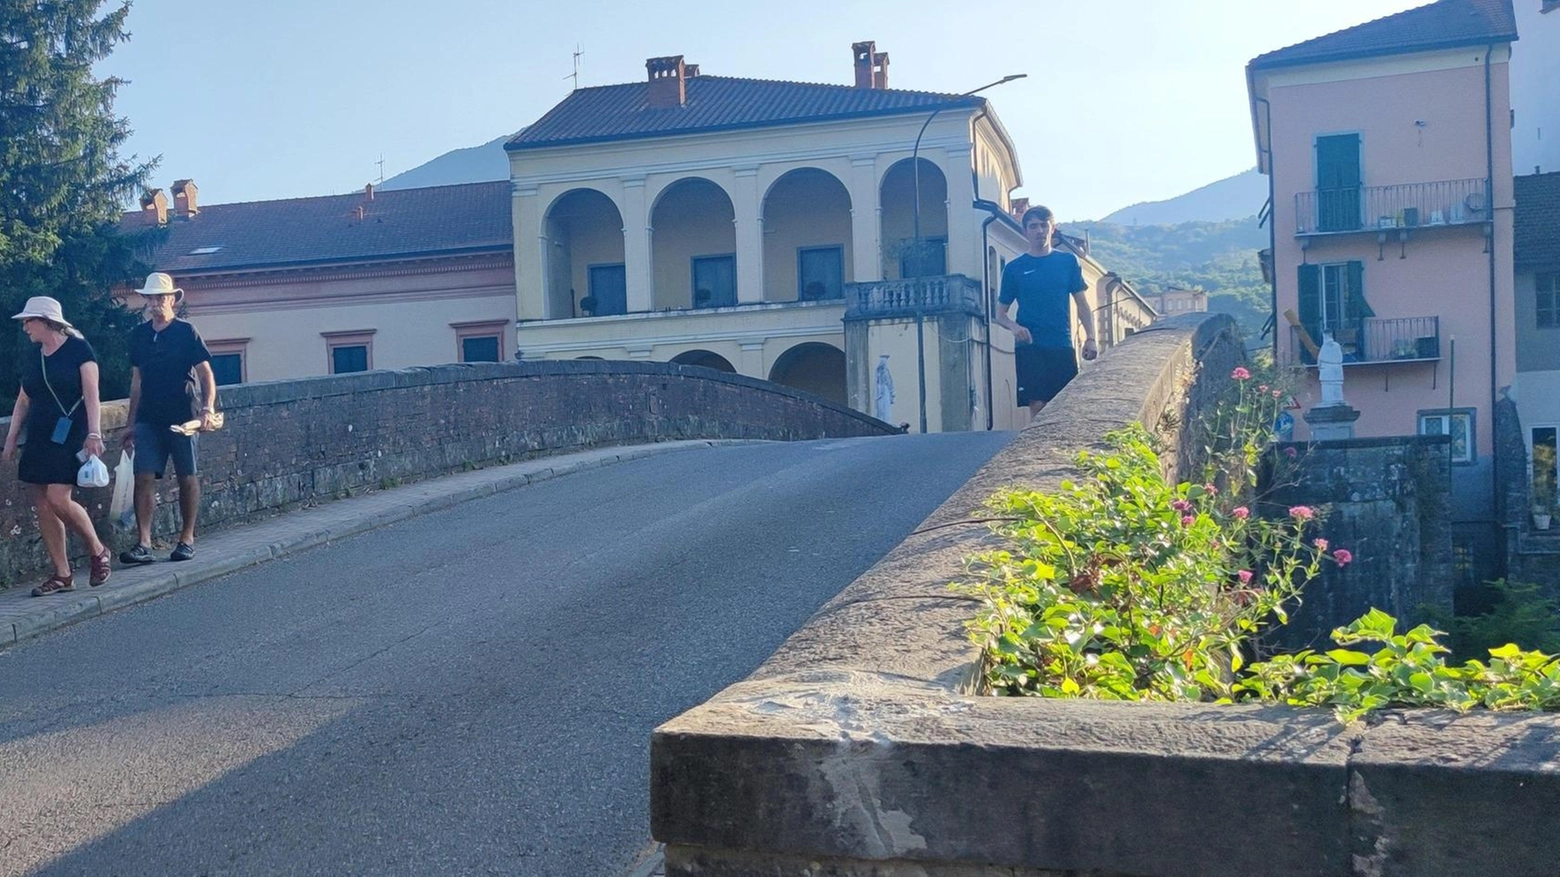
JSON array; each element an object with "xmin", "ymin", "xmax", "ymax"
[{"xmin": 0, "ymin": 359, "xmax": 896, "ymax": 586}]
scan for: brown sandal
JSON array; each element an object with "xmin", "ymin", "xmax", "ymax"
[
  {"xmin": 89, "ymin": 547, "xmax": 111, "ymax": 587},
  {"xmin": 30, "ymin": 572, "xmax": 75, "ymax": 597}
]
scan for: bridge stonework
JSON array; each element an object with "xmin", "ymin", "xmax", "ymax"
[
  {"xmin": 0, "ymin": 360, "xmax": 895, "ymax": 587},
  {"xmin": 651, "ymin": 312, "xmax": 1560, "ymax": 877}
]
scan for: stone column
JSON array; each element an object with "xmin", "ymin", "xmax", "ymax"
[
  {"xmin": 513, "ymin": 183, "xmax": 546, "ymax": 321},
  {"xmin": 942, "ymin": 146, "xmax": 978, "ymax": 279},
  {"xmin": 737, "ymin": 341, "xmax": 766, "ymax": 380},
  {"xmin": 733, "ymin": 166, "xmax": 765, "ymax": 303},
  {"xmin": 849, "ymin": 155, "xmax": 882, "ymax": 282},
  {"xmin": 622, "ymin": 176, "xmax": 653, "ymax": 314}
]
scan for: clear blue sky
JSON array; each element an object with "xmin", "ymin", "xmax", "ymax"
[{"xmin": 107, "ymin": 0, "xmax": 1424, "ymax": 221}]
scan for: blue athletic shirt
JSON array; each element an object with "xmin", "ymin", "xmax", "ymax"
[{"xmin": 999, "ymin": 251, "xmax": 1088, "ymax": 349}]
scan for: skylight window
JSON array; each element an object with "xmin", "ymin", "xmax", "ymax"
[{"xmin": 187, "ymin": 246, "xmax": 223, "ymax": 255}]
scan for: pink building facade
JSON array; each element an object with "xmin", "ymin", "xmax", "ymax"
[
  {"xmin": 1248, "ymin": 0, "xmax": 1516, "ymax": 574},
  {"xmin": 1249, "ymin": 0, "xmax": 1518, "ymax": 552}
]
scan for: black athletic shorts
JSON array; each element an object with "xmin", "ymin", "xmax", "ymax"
[{"xmin": 1015, "ymin": 345, "xmax": 1079, "ymax": 406}]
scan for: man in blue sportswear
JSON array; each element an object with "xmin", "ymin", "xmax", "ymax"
[{"xmin": 994, "ymin": 205, "xmax": 1098, "ymax": 419}]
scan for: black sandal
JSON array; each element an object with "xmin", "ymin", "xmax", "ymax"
[{"xmin": 31, "ymin": 572, "xmax": 75, "ymax": 597}]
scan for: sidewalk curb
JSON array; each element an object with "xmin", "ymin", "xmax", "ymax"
[{"xmin": 3, "ymin": 441, "xmax": 742, "ymax": 648}]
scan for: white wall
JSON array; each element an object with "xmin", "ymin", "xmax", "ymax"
[
  {"xmin": 1513, "ymin": 2, "xmax": 1560, "ymax": 174},
  {"xmin": 174, "ymin": 258, "xmax": 517, "ymax": 382}
]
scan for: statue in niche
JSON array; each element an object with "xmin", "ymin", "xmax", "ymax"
[
  {"xmin": 874, "ymin": 355, "xmax": 895, "ymax": 423},
  {"xmin": 1318, "ymin": 332, "xmax": 1345, "ymax": 406}
]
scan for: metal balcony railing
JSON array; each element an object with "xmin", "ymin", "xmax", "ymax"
[
  {"xmin": 1287, "ymin": 316, "xmax": 1441, "ymax": 365},
  {"xmin": 1294, "ymin": 179, "xmax": 1489, "ymax": 236},
  {"xmin": 844, "ymin": 274, "xmax": 984, "ymax": 320}
]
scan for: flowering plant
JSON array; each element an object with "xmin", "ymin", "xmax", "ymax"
[{"xmin": 956, "ymin": 425, "xmax": 1342, "ymax": 701}]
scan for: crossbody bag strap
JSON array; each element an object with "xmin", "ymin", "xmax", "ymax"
[{"xmin": 40, "ymin": 346, "xmax": 82, "ymax": 418}]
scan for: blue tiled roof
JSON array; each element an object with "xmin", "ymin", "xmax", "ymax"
[
  {"xmin": 507, "ymin": 76, "xmax": 984, "ymax": 151},
  {"xmin": 1249, "ymin": 0, "xmax": 1516, "ymax": 70},
  {"xmin": 120, "ymin": 181, "xmax": 512, "ymax": 274}
]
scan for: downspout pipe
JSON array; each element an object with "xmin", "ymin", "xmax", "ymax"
[
  {"xmin": 1254, "ymin": 93, "xmax": 1277, "ymax": 359},
  {"xmin": 1484, "ymin": 43, "xmax": 1499, "ymax": 526},
  {"xmin": 975, "ymin": 199, "xmax": 1020, "ymax": 429},
  {"xmin": 971, "ymin": 105, "xmax": 997, "ymax": 431},
  {"xmin": 980, "ymin": 213, "xmax": 998, "ymax": 430}
]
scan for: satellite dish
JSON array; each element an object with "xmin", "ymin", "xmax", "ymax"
[{"xmin": 1464, "ymin": 190, "xmax": 1488, "ymax": 214}]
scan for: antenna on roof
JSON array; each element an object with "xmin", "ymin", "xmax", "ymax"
[
  {"xmin": 375, "ymin": 154, "xmax": 385, "ymax": 184},
  {"xmin": 565, "ymin": 44, "xmax": 583, "ymax": 92}
]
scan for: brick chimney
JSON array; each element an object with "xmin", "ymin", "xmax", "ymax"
[
  {"xmin": 171, "ymin": 179, "xmax": 199, "ymax": 218},
  {"xmin": 646, "ymin": 56, "xmax": 687, "ymax": 108},
  {"xmin": 365, "ymin": 182, "xmax": 375, "ymax": 200},
  {"xmin": 140, "ymin": 188, "xmax": 168, "ymax": 225},
  {"xmin": 852, "ymin": 41, "xmax": 889, "ymax": 89}
]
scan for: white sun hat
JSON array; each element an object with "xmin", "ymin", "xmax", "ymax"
[
  {"xmin": 10, "ymin": 296, "xmax": 74, "ymax": 330},
  {"xmin": 133, "ymin": 272, "xmax": 185, "ymax": 302}
]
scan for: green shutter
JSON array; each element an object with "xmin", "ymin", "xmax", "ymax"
[
  {"xmin": 1297, "ymin": 264, "xmax": 1321, "ymax": 362},
  {"xmin": 1298, "ymin": 264, "xmax": 1320, "ymax": 327},
  {"xmin": 1345, "ymin": 261, "xmax": 1374, "ymax": 321}
]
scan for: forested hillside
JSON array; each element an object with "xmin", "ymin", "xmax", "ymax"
[{"xmin": 1067, "ymin": 216, "xmax": 1272, "ymax": 342}]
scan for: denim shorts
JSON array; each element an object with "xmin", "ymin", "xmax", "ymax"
[{"xmin": 133, "ymin": 421, "xmax": 198, "ymax": 478}]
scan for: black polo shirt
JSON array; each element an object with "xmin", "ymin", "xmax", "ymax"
[{"xmin": 129, "ymin": 318, "xmax": 212, "ymax": 426}]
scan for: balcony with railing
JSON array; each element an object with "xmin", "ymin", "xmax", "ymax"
[
  {"xmin": 1286, "ymin": 316, "xmax": 1441, "ymax": 366},
  {"xmin": 844, "ymin": 274, "xmax": 984, "ymax": 320},
  {"xmin": 1294, "ymin": 179, "xmax": 1489, "ymax": 237}
]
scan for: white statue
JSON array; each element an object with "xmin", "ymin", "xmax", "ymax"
[
  {"xmin": 1318, "ymin": 332, "xmax": 1345, "ymax": 406},
  {"xmin": 873, "ymin": 354, "xmax": 895, "ymax": 423}
]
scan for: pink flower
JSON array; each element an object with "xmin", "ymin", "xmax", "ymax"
[
  {"xmin": 1313, "ymin": 538, "xmax": 1328, "ymax": 551},
  {"xmin": 1258, "ymin": 384, "xmax": 1269, "ymax": 392},
  {"xmin": 1232, "ymin": 506, "xmax": 1250, "ymax": 520},
  {"xmin": 1289, "ymin": 505, "xmax": 1314, "ymax": 521},
  {"xmin": 1238, "ymin": 569, "xmax": 1254, "ymax": 584},
  {"xmin": 1272, "ymin": 390, "xmax": 1283, "ymax": 399},
  {"xmin": 1181, "ymin": 515, "xmax": 1196, "ymax": 527},
  {"xmin": 1284, "ymin": 446, "xmax": 1298, "ymax": 458},
  {"xmin": 1202, "ymin": 483, "xmax": 1218, "ymax": 496},
  {"xmin": 1232, "ymin": 366, "xmax": 1252, "ymax": 381},
  {"xmin": 1171, "ymin": 499, "xmax": 1193, "ymax": 512},
  {"xmin": 1333, "ymin": 548, "xmax": 1353, "ymax": 567}
]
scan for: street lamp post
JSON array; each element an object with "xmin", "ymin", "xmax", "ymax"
[{"xmin": 907, "ymin": 73, "xmax": 1026, "ymax": 434}]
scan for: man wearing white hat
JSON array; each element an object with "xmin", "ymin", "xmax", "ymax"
[{"xmin": 119, "ymin": 272, "xmax": 216, "ymax": 564}]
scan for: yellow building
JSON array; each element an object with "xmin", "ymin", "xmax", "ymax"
[{"xmin": 507, "ymin": 43, "xmax": 1152, "ymax": 431}]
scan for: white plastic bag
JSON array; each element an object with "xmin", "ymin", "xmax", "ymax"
[
  {"xmin": 77, "ymin": 453, "xmax": 109, "ymax": 488},
  {"xmin": 109, "ymin": 451, "xmax": 135, "ymax": 528}
]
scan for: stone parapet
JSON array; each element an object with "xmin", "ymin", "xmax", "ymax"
[
  {"xmin": 651, "ymin": 312, "xmax": 1560, "ymax": 877},
  {"xmin": 0, "ymin": 360, "xmax": 895, "ymax": 587}
]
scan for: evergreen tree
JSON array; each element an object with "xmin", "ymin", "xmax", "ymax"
[{"xmin": 0, "ymin": 0, "xmax": 158, "ymax": 408}]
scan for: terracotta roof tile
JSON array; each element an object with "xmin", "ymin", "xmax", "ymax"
[
  {"xmin": 1249, "ymin": 0, "xmax": 1517, "ymax": 70},
  {"xmin": 120, "ymin": 181, "xmax": 512, "ymax": 275},
  {"xmin": 507, "ymin": 76, "xmax": 982, "ymax": 151},
  {"xmin": 1515, "ymin": 172, "xmax": 1560, "ymax": 269}
]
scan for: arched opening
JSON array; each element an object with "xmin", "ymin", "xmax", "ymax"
[
  {"xmin": 651, "ymin": 178, "xmax": 736, "ymax": 310},
  {"xmin": 670, "ymin": 349, "xmax": 736, "ymax": 373},
  {"xmin": 761, "ymin": 168, "xmax": 853, "ymax": 303},
  {"xmin": 769, "ymin": 342, "xmax": 846, "ymax": 405},
  {"xmin": 575, "ymin": 355, "xmax": 605, "ymax": 360},
  {"xmin": 546, "ymin": 189, "xmax": 626, "ymax": 318},
  {"xmin": 880, "ymin": 158, "xmax": 948, "ymax": 280}
]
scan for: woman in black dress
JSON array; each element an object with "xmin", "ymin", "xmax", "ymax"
[{"xmin": 2, "ymin": 297, "xmax": 112, "ymax": 595}]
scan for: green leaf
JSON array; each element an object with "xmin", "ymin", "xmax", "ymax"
[{"xmin": 1325, "ymin": 649, "xmax": 1371, "ymax": 666}]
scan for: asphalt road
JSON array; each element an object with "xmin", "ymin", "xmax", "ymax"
[{"xmin": 0, "ymin": 432, "xmax": 1011, "ymax": 877}]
